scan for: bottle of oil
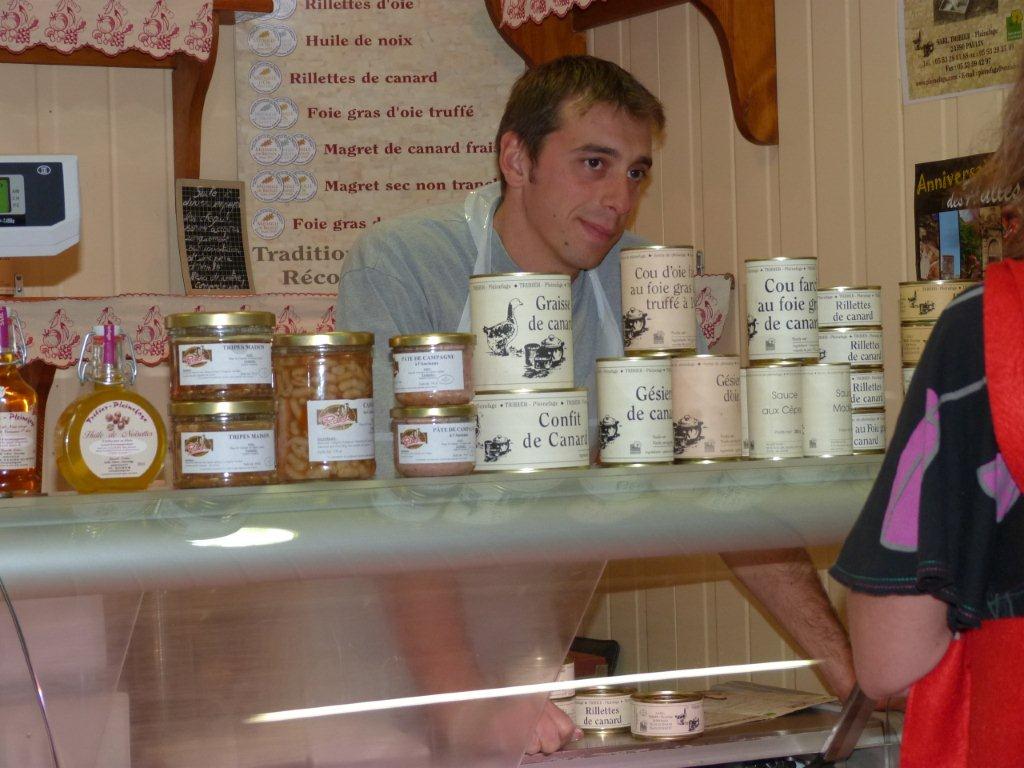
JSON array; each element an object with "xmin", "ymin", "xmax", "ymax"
[
  {"xmin": 0, "ymin": 307, "xmax": 40, "ymax": 495},
  {"xmin": 55, "ymin": 323, "xmax": 166, "ymax": 493}
]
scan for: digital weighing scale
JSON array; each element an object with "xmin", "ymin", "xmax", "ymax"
[{"xmin": 0, "ymin": 155, "xmax": 80, "ymax": 257}]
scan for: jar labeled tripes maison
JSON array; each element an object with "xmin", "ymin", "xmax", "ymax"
[
  {"xmin": 167, "ymin": 311, "xmax": 276, "ymax": 401},
  {"xmin": 170, "ymin": 399, "xmax": 277, "ymax": 489},
  {"xmin": 273, "ymin": 331, "xmax": 375, "ymax": 481}
]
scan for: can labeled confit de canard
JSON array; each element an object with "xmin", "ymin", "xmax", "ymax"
[
  {"xmin": 818, "ymin": 327, "xmax": 883, "ymax": 367},
  {"xmin": 473, "ymin": 389, "xmax": 589, "ymax": 471},
  {"xmin": 852, "ymin": 409, "xmax": 886, "ymax": 454},
  {"xmin": 596, "ymin": 357, "xmax": 674, "ymax": 464},
  {"xmin": 575, "ymin": 686, "xmax": 635, "ymax": 733},
  {"xmin": 469, "ymin": 273, "xmax": 573, "ymax": 392},
  {"xmin": 801, "ymin": 364, "xmax": 852, "ymax": 457},
  {"xmin": 620, "ymin": 246, "xmax": 697, "ymax": 354},
  {"xmin": 745, "ymin": 364, "xmax": 803, "ymax": 459},
  {"xmin": 631, "ymin": 691, "xmax": 705, "ymax": 740},
  {"xmin": 745, "ymin": 258, "xmax": 819, "ymax": 363},
  {"xmin": 898, "ymin": 280, "xmax": 978, "ymax": 323},
  {"xmin": 817, "ymin": 286, "xmax": 882, "ymax": 328},
  {"xmin": 670, "ymin": 355, "xmax": 742, "ymax": 461}
]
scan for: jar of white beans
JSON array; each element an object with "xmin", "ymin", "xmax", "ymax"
[{"xmin": 272, "ymin": 332, "xmax": 376, "ymax": 481}]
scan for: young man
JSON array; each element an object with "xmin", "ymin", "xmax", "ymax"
[{"xmin": 337, "ymin": 56, "xmax": 855, "ymax": 755}]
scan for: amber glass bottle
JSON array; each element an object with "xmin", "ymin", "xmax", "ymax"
[
  {"xmin": 55, "ymin": 323, "xmax": 166, "ymax": 493},
  {"xmin": 0, "ymin": 307, "xmax": 40, "ymax": 495}
]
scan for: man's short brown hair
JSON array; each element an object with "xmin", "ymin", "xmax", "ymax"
[{"xmin": 496, "ymin": 55, "xmax": 665, "ymax": 165}]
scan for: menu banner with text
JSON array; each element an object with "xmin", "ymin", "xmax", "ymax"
[{"xmin": 234, "ymin": 0, "xmax": 524, "ymax": 293}]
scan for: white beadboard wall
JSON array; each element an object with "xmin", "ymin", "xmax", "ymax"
[{"xmin": 0, "ymin": 0, "xmax": 1008, "ymax": 693}]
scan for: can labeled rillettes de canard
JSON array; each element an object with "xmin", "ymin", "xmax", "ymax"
[
  {"xmin": 740, "ymin": 369, "xmax": 750, "ymax": 457},
  {"xmin": 473, "ymin": 389, "xmax": 589, "ymax": 471},
  {"xmin": 745, "ymin": 258, "xmax": 819, "ymax": 363},
  {"xmin": 801, "ymin": 364, "xmax": 852, "ymax": 457},
  {"xmin": 470, "ymin": 273, "xmax": 573, "ymax": 392},
  {"xmin": 852, "ymin": 408, "xmax": 886, "ymax": 453},
  {"xmin": 818, "ymin": 327, "xmax": 883, "ymax": 367},
  {"xmin": 631, "ymin": 692, "xmax": 705, "ymax": 740},
  {"xmin": 745, "ymin": 364, "xmax": 803, "ymax": 459},
  {"xmin": 620, "ymin": 246, "xmax": 697, "ymax": 354},
  {"xmin": 817, "ymin": 286, "xmax": 882, "ymax": 328},
  {"xmin": 596, "ymin": 357, "xmax": 673, "ymax": 464},
  {"xmin": 898, "ymin": 280, "xmax": 978, "ymax": 323},
  {"xmin": 575, "ymin": 686, "xmax": 635, "ymax": 733},
  {"xmin": 851, "ymin": 368, "xmax": 885, "ymax": 410},
  {"xmin": 900, "ymin": 321, "xmax": 935, "ymax": 366},
  {"xmin": 671, "ymin": 355, "xmax": 742, "ymax": 461}
]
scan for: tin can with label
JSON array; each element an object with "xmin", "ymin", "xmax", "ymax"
[
  {"xmin": 631, "ymin": 692, "xmax": 705, "ymax": 740},
  {"xmin": 620, "ymin": 246, "xmax": 697, "ymax": 354},
  {"xmin": 745, "ymin": 257, "xmax": 819, "ymax": 363},
  {"xmin": 469, "ymin": 273, "xmax": 573, "ymax": 392},
  {"xmin": 851, "ymin": 368, "xmax": 885, "ymax": 410},
  {"xmin": 575, "ymin": 686, "xmax": 635, "ymax": 733},
  {"xmin": 596, "ymin": 357, "xmax": 673, "ymax": 464},
  {"xmin": 818, "ymin": 327, "xmax": 883, "ymax": 367},
  {"xmin": 671, "ymin": 355, "xmax": 742, "ymax": 461},
  {"xmin": 745, "ymin": 364, "xmax": 803, "ymax": 459},
  {"xmin": 740, "ymin": 369, "xmax": 750, "ymax": 458},
  {"xmin": 903, "ymin": 366, "xmax": 915, "ymax": 394},
  {"xmin": 801, "ymin": 364, "xmax": 852, "ymax": 457},
  {"xmin": 817, "ymin": 286, "xmax": 882, "ymax": 328},
  {"xmin": 551, "ymin": 658, "xmax": 575, "ymax": 699},
  {"xmin": 899, "ymin": 280, "xmax": 978, "ymax": 322},
  {"xmin": 900, "ymin": 321, "xmax": 935, "ymax": 366},
  {"xmin": 852, "ymin": 408, "xmax": 886, "ymax": 454},
  {"xmin": 473, "ymin": 389, "xmax": 589, "ymax": 471}
]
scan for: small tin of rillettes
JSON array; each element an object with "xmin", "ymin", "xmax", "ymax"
[
  {"xmin": 620, "ymin": 245, "xmax": 697, "ymax": 354},
  {"xmin": 902, "ymin": 366, "xmax": 915, "ymax": 394},
  {"xmin": 900, "ymin": 321, "xmax": 935, "ymax": 366},
  {"xmin": 801, "ymin": 364, "xmax": 852, "ymax": 457},
  {"xmin": 745, "ymin": 257, "xmax": 819, "ymax": 363},
  {"xmin": 596, "ymin": 357, "xmax": 674, "ymax": 464},
  {"xmin": 473, "ymin": 389, "xmax": 589, "ymax": 471},
  {"xmin": 745, "ymin": 363, "xmax": 803, "ymax": 459},
  {"xmin": 852, "ymin": 408, "xmax": 886, "ymax": 454},
  {"xmin": 817, "ymin": 286, "xmax": 882, "ymax": 328},
  {"xmin": 740, "ymin": 369, "xmax": 750, "ymax": 458},
  {"xmin": 899, "ymin": 280, "xmax": 979, "ymax": 323},
  {"xmin": 851, "ymin": 368, "xmax": 885, "ymax": 410},
  {"xmin": 469, "ymin": 273, "xmax": 573, "ymax": 392},
  {"xmin": 671, "ymin": 355, "xmax": 742, "ymax": 461},
  {"xmin": 818, "ymin": 326, "xmax": 883, "ymax": 367},
  {"xmin": 631, "ymin": 691, "xmax": 705, "ymax": 740},
  {"xmin": 575, "ymin": 685, "xmax": 636, "ymax": 733}
]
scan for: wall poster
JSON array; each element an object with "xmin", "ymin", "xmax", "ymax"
[
  {"xmin": 901, "ymin": 0, "xmax": 1022, "ymax": 102},
  {"xmin": 234, "ymin": 0, "xmax": 525, "ymax": 293}
]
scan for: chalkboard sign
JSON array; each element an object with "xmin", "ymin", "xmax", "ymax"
[{"xmin": 175, "ymin": 179, "xmax": 254, "ymax": 294}]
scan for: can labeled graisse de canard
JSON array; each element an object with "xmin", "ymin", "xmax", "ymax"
[
  {"xmin": 473, "ymin": 389, "xmax": 589, "ymax": 471},
  {"xmin": 852, "ymin": 409, "xmax": 886, "ymax": 454},
  {"xmin": 671, "ymin": 355, "xmax": 742, "ymax": 461},
  {"xmin": 469, "ymin": 273, "xmax": 573, "ymax": 392},
  {"xmin": 851, "ymin": 368, "xmax": 885, "ymax": 410},
  {"xmin": 745, "ymin": 364, "xmax": 803, "ymax": 459},
  {"xmin": 746, "ymin": 258, "xmax": 819, "ymax": 363},
  {"xmin": 740, "ymin": 369, "xmax": 750, "ymax": 458},
  {"xmin": 903, "ymin": 366, "xmax": 915, "ymax": 394},
  {"xmin": 818, "ymin": 327, "xmax": 883, "ymax": 367},
  {"xmin": 631, "ymin": 692, "xmax": 705, "ymax": 740},
  {"xmin": 898, "ymin": 280, "xmax": 978, "ymax": 323},
  {"xmin": 620, "ymin": 246, "xmax": 697, "ymax": 354},
  {"xmin": 575, "ymin": 686, "xmax": 635, "ymax": 733},
  {"xmin": 817, "ymin": 286, "xmax": 882, "ymax": 328},
  {"xmin": 596, "ymin": 357, "xmax": 673, "ymax": 464},
  {"xmin": 900, "ymin": 321, "xmax": 935, "ymax": 366},
  {"xmin": 801, "ymin": 364, "xmax": 852, "ymax": 457}
]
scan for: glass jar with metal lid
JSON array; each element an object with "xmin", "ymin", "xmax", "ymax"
[
  {"xmin": 170, "ymin": 399, "xmax": 277, "ymax": 489},
  {"xmin": 166, "ymin": 311, "xmax": 276, "ymax": 402},
  {"xmin": 273, "ymin": 331, "xmax": 375, "ymax": 481},
  {"xmin": 389, "ymin": 333, "xmax": 475, "ymax": 406},
  {"xmin": 390, "ymin": 404, "xmax": 476, "ymax": 477}
]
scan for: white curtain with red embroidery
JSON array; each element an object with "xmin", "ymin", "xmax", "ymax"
[
  {"xmin": 500, "ymin": 0, "xmax": 603, "ymax": 29},
  {"xmin": 0, "ymin": 0, "xmax": 213, "ymax": 59}
]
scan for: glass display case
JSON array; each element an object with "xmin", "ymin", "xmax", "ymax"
[{"xmin": 0, "ymin": 456, "xmax": 886, "ymax": 767}]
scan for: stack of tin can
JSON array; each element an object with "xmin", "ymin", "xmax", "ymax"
[
  {"xmin": 468, "ymin": 273, "xmax": 589, "ymax": 472},
  {"xmin": 817, "ymin": 286, "xmax": 884, "ymax": 455},
  {"xmin": 898, "ymin": 279, "xmax": 978, "ymax": 393}
]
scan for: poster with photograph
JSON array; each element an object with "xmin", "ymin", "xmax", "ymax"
[
  {"xmin": 912, "ymin": 152, "xmax": 1022, "ymax": 279},
  {"xmin": 901, "ymin": 0, "xmax": 1022, "ymax": 102}
]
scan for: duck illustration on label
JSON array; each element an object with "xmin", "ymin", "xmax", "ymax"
[
  {"xmin": 746, "ymin": 314, "xmax": 758, "ymax": 341},
  {"xmin": 482, "ymin": 434, "xmax": 512, "ymax": 462},
  {"xmin": 483, "ymin": 298, "xmax": 522, "ymax": 356},
  {"xmin": 674, "ymin": 415, "xmax": 704, "ymax": 455},
  {"xmin": 523, "ymin": 334, "xmax": 565, "ymax": 378},
  {"xmin": 622, "ymin": 307, "xmax": 648, "ymax": 345},
  {"xmin": 599, "ymin": 415, "xmax": 620, "ymax": 449}
]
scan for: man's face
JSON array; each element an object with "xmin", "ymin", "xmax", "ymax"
[{"xmin": 514, "ymin": 101, "xmax": 654, "ymax": 273}]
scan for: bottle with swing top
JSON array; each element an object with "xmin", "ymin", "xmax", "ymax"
[{"xmin": 0, "ymin": 307, "xmax": 40, "ymax": 495}]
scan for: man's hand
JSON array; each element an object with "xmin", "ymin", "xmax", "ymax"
[{"xmin": 524, "ymin": 700, "xmax": 582, "ymax": 755}]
